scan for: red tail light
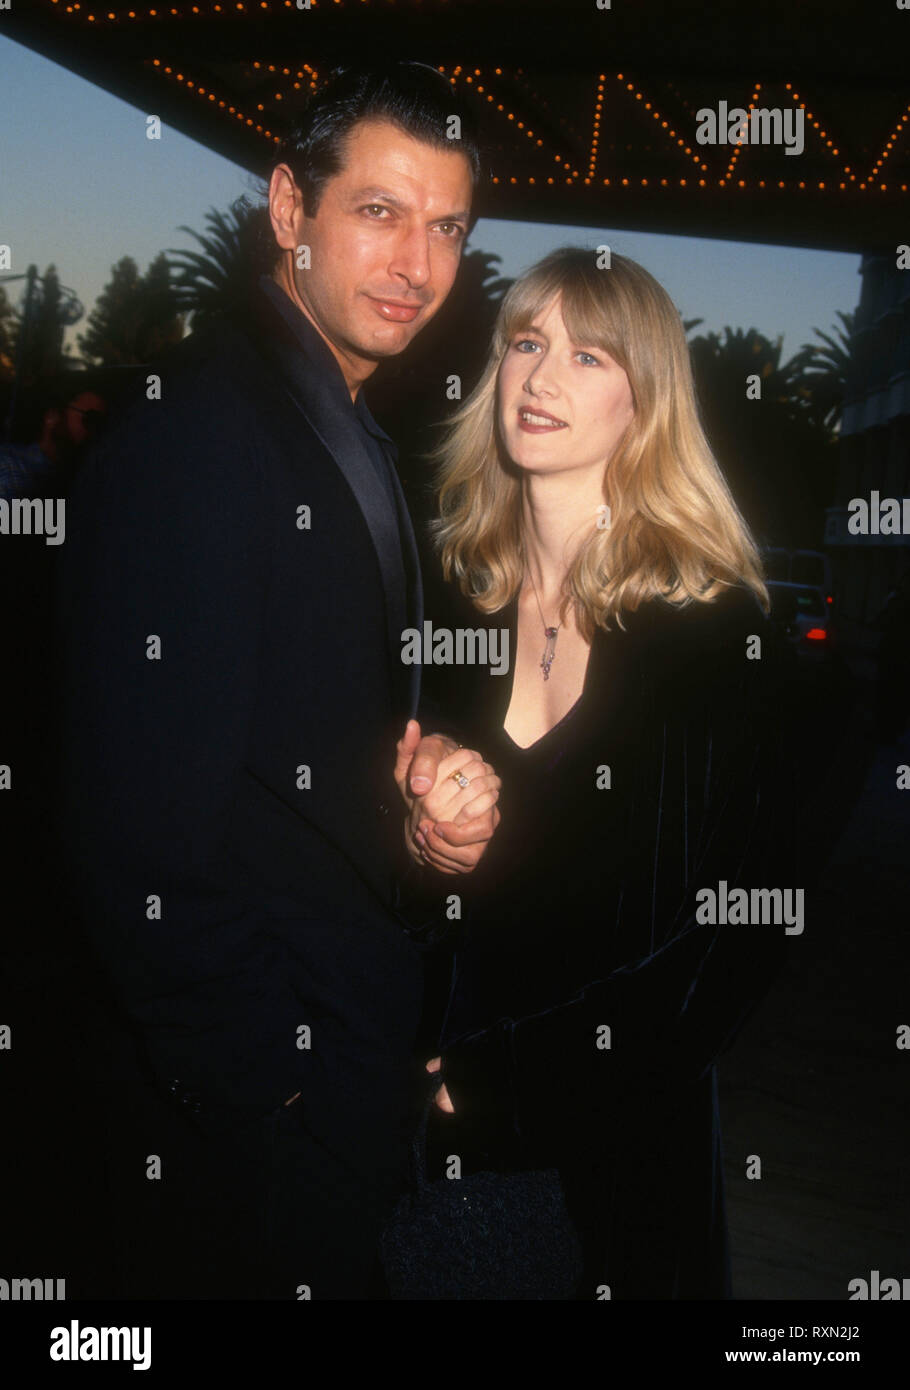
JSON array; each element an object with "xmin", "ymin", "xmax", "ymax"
[{"xmin": 806, "ymin": 628, "xmax": 827, "ymax": 641}]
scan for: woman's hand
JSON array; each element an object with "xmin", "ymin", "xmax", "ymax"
[
  {"xmin": 394, "ymin": 720, "xmax": 502, "ymax": 874},
  {"xmin": 426, "ymin": 1056, "xmax": 455, "ymax": 1113},
  {"xmin": 411, "ymin": 744, "xmax": 501, "ymax": 828},
  {"xmin": 409, "ymin": 745, "xmax": 502, "ymax": 873}
]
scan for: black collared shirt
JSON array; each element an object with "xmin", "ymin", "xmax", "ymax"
[{"xmin": 256, "ymin": 275, "xmax": 399, "ymax": 510}]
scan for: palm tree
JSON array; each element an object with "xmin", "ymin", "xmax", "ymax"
[
  {"xmin": 688, "ymin": 324, "xmax": 837, "ymax": 545},
  {"xmin": 783, "ymin": 311, "xmax": 854, "ymax": 432},
  {"xmin": 165, "ymin": 199, "xmax": 269, "ymax": 332},
  {"xmin": 690, "ymin": 325, "xmax": 796, "ymax": 411}
]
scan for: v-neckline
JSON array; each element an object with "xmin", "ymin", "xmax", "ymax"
[
  {"xmin": 501, "ymin": 692, "xmax": 585, "ymax": 752},
  {"xmin": 499, "ymin": 596, "xmax": 596, "ymax": 752}
]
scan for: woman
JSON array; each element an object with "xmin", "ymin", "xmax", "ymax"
[{"xmin": 394, "ymin": 247, "xmax": 799, "ymax": 1299}]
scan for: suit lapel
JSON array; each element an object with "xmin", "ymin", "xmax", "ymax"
[
  {"xmin": 380, "ymin": 437, "xmax": 424, "ymax": 718},
  {"xmin": 244, "ymin": 290, "xmax": 417, "ymax": 715}
]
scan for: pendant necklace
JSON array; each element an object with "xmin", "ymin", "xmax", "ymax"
[{"xmin": 526, "ymin": 566, "xmax": 560, "ymax": 681}]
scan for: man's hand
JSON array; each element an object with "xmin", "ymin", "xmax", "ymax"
[
  {"xmin": 394, "ymin": 720, "xmax": 501, "ymax": 875},
  {"xmin": 426, "ymin": 1056, "xmax": 454, "ymax": 1113},
  {"xmin": 400, "ymin": 722, "xmax": 461, "ymax": 799}
]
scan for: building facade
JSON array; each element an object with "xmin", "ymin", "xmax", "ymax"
[{"xmin": 826, "ymin": 251, "xmax": 910, "ymax": 652}]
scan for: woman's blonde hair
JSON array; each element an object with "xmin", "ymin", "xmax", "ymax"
[{"xmin": 429, "ymin": 246, "xmax": 769, "ymax": 637}]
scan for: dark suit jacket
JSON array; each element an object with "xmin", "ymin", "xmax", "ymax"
[
  {"xmin": 422, "ymin": 581, "xmax": 801, "ymax": 1296},
  {"xmin": 56, "ymin": 284, "xmax": 445, "ymax": 1167}
]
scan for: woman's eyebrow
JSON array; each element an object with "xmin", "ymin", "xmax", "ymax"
[{"xmin": 515, "ymin": 327, "xmax": 602, "ymax": 351}]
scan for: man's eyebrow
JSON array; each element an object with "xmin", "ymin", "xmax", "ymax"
[{"xmin": 346, "ymin": 187, "xmax": 471, "ymax": 221}]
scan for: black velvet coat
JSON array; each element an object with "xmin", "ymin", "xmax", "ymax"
[{"xmin": 424, "ymin": 581, "xmax": 800, "ymax": 1299}]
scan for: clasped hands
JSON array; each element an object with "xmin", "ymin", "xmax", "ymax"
[
  {"xmin": 283, "ymin": 720, "xmax": 490, "ymax": 1113},
  {"xmin": 393, "ymin": 719, "xmax": 501, "ymax": 1116},
  {"xmin": 393, "ymin": 719, "xmax": 501, "ymax": 877}
]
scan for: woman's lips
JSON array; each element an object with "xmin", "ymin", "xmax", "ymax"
[
  {"xmin": 516, "ymin": 407, "xmax": 568, "ymax": 433},
  {"xmin": 369, "ymin": 298, "xmax": 421, "ymax": 323}
]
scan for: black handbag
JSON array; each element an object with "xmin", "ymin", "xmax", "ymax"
[{"xmin": 379, "ymin": 1077, "xmax": 585, "ymax": 1300}]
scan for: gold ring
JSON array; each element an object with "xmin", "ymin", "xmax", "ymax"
[{"xmin": 450, "ymin": 769, "xmax": 471, "ymax": 789}]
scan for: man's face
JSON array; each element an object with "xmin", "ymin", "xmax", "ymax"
[{"xmin": 270, "ymin": 118, "xmax": 474, "ymax": 383}]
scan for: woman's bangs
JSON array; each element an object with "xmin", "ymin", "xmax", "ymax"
[
  {"xmin": 498, "ymin": 277, "xmax": 561, "ymax": 347},
  {"xmin": 559, "ymin": 277, "xmax": 627, "ymax": 365},
  {"xmin": 500, "ymin": 271, "xmax": 627, "ymax": 367}
]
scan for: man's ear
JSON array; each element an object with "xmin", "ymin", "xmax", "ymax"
[{"xmin": 268, "ymin": 163, "xmax": 305, "ymax": 254}]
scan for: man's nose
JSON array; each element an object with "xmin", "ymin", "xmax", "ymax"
[{"xmin": 389, "ymin": 226, "xmax": 431, "ymax": 289}]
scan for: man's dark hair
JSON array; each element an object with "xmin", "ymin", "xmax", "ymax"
[{"xmin": 253, "ymin": 61, "xmax": 487, "ymax": 273}]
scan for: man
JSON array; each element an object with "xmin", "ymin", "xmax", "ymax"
[{"xmin": 56, "ymin": 62, "xmax": 497, "ymax": 1299}]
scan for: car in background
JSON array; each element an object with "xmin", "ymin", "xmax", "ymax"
[
  {"xmin": 762, "ymin": 547, "xmax": 833, "ymax": 599},
  {"xmin": 766, "ymin": 579, "xmax": 835, "ymax": 661}
]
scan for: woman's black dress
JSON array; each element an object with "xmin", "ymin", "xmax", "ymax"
[{"xmin": 420, "ymin": 582, "xmax": 799, "ymax": 1299}]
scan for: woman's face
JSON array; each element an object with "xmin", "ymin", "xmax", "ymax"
[{"xmin": 497, "ymin": 293, "xmax": 635, "ymax": 481}]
